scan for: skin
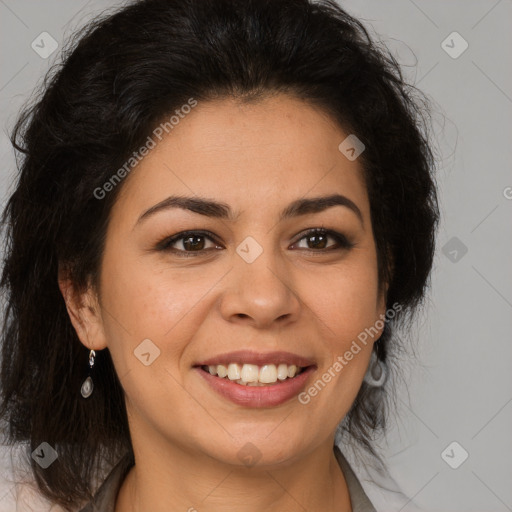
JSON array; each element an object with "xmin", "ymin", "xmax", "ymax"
[{"xmin": 60, "ymin": 93, "xmax": 388, "ymax": 512}]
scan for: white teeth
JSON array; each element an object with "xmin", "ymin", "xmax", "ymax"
[
  {"xmin": 227, "ymin": 363, "xmax": 241, "ymax": 380},
  {"xmin": 259, "ymin": 364, "xmax": 278, "ymax": 383},
  {"xmin": 206, "ymin": 362, "xmax": 304, "ymax": 385},
  {"xmin": 216, "ymin": 365, "xmax": 228, "ymax": 378},
  {"xmin": 240, "ymin": 364, "xmax": 259, "ymax": 383},
  {"xmin": 277, "ymin": 363, "xmax": 289, "ymax": 380}
]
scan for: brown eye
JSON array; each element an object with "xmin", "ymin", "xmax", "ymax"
[
  {"xmin": 303, "ymin": 232, "xmax": 329, "ymax": 249},
  {"xmin": 292, "ymin": 228, "xmax": 354, "ymax": 251},
  {"xmin": 157, "ymin": 230, "xmax": 223, "ymax": 256},
  {"xmin": 179, "ymin": 234, "xmax": 207, "ymax": 251}
]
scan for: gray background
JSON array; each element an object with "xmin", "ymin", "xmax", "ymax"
[{"xmin": 0, "ymin": 1, "xmax": 511, "ymax": 511}]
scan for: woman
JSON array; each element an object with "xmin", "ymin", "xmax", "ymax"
[{"xmin": 0, "ymin": 0, "xmax": 439, "ymax": 510}]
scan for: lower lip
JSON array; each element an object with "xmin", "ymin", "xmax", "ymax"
[{"xmin": 195, "ymin": 366, "xmax": 316, "ymax": 408}]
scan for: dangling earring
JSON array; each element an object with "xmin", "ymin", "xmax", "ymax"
[
  {"xmin": 363, "ymin": 348, "xmax": 387, "ymax": 387},
  {"xmin": 80, "ymin": 349, "xmax": 96, "ymax": 398}
]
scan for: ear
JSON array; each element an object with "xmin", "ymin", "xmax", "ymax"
[{"xmin": 58, "ymin": 266, "xmax": 108, "ymax": 351}]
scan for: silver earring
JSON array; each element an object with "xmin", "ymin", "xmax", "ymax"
[
  {"xmin": 80, "ymin": 349, "xmax": 96, "ymax": 398},
  {"xmin": 363, "ymin": 349, "xmax": 387, "ymax": 387}
]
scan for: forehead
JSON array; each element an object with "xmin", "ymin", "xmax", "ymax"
[{"xmin": 112, "ymin": 94, "xmax": 369, "ymax": 225}]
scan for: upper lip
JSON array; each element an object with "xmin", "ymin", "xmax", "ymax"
[{"xmin": 194, "ymin": 350, "xmax": 315, "ymax": 368}]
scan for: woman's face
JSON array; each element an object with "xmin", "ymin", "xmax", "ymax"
[{"xmin": 81, "ymin": 93, "xmax": 387, "ymax": 467}]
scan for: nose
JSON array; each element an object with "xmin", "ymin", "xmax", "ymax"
[{"xmin": 219, "ymin": 246, "xmax": 301, "ymax": 330}]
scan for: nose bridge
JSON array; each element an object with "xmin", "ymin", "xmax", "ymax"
[{"xmin": 220, "ymin": 234, "xmax": 300, "ymax": 327}]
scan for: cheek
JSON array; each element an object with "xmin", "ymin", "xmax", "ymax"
[
  {"xmin": 98, "ymin": 249, "xmax": 214, "ymax": 363},
  {"xmin": 297, "ymin": 264, "xmax": 378, "ymax": 424},
  {"xmin": 97, "ymin": 259, "xmax": 214, "ymax": 419},
  {"xmin": 304, "ymin": 260, "xmax": 381, "ymax": 345}
]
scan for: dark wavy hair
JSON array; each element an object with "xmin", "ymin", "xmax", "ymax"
[{"xmin": 0, "ymin": 0, "xmax": 439, "ymax": 509}]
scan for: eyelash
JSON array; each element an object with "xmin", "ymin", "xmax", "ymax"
[{"xmin": 155, "ymin": 228, "xmax": 355, "ymax": 258}]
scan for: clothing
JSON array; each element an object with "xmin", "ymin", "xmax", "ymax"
[{"xmin": 79, "ymin": 445, "xmax": 376, "ymax": 512}]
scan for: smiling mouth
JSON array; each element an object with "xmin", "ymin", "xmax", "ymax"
[{"xmin": 199, "ymin": 363, "xmax": 308, "ymax": 386}]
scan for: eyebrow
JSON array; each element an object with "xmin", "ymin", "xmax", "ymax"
[{"xmin": 135, "ymin": 193, "xmax": 364, "ymax": 227}]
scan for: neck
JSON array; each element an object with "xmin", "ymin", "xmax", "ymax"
[{"xmin": 115, "ymin": 437, "xmax": 352, "ymax": 512}]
